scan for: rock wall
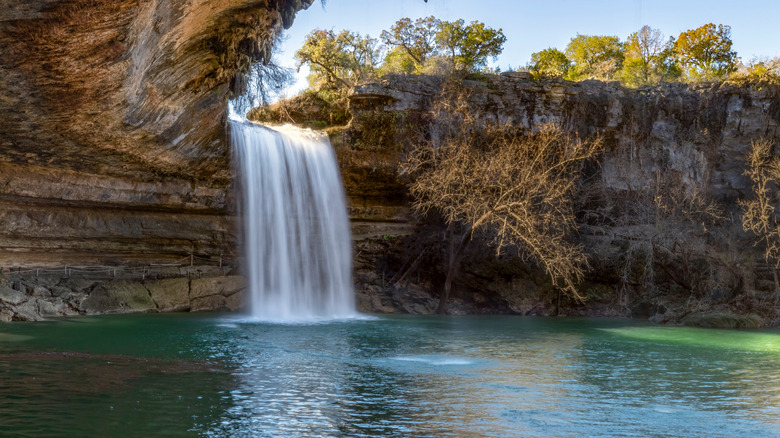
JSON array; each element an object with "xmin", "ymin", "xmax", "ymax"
[
  {"xmin": 0, "ymin": 268, "xmax": 246, "ymax": 321},
  {"xmin": 342, "ymin": 73, "xmax": 780, "ymax": 325},
  {"xmin": 0, "ymin": 0, "xmax": 314, "ymax": 266},
  {"xmin": 349, "ymin": 73, "xmax": 780, "ymax": 199}
]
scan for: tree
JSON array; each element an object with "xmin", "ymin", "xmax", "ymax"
[
  {"xmin": 401, "ymin": 82, "xmax": 602, "ymax": 313},
  {"xmin": 729, "ymin": 57, "xmax": 780, "ymax": 86},
  {"xmin": 295, "ymin": 29, "xmax": 382, "ymax": 91},
  {"xmin": 378, "ymin": 47, "xmax": 418, "ymax": 75},
  {"xmin": 529, "ymin": 48, "xmax": 571, "ymax": 78},
  {"xmin": 617, "ymin": 25, "xmax": 666, "ymax": 86},
  {"xmin": 740, "ymin": 138, "xmax": 780, "ymax": 297},
  {"xmin": 656, "ymin": 36, "xmax": 684, "ymax": 82},
  {"xmin": 675, "ymin": 23, "xmax": 737, "ymax": 80},
  {"xmin": 435, "ymin": 19, "xmax": 506, "ymax": 73},
  {"xmin": 565, "ymin": 34, "xmax": 625, "ymax": 80},
  {"xmin": 380, "ymin": 16, "xmax": 439, "ymax": 71}
]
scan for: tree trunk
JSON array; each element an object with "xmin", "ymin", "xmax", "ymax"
[{"xmin": 437, "ymin": 225, "xmax": 473, "ymax": 314}]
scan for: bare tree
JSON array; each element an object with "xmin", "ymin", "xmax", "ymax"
[
  {"xmin": 741, "ymin": 138, "xmax": 780, "ymax": 298},
  {"xmin": 401, "ymin": 82, "xmax": 602, "ymax": 312},
  {"xmin": 630, "ymin": 27, "xmax": 664, "ymax": 68}
]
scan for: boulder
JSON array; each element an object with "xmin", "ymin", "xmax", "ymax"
[
  {"xmin": 0, "ymin": 308, "xmax": 13, "ymax": 322},
  {"xmin": 79, "ymin": 286, "xmax": 121, "ymax": 315},
  {"xmin": 31, "ymin": 286, "xmax": 51, "ymax": 298},
  {"xmin": 13, "ymin": 300, "xmax": 42, "ymax": 321},
  {"xmin": 60, "ymin": 279, "xmax": 98, "ymax": 293},
  {"xmin": 0, "ymin": 285, "xmax": 27, "ymax": 306},
  {"xmin": 36, "ymin": 299, "xmax": 62, "ymax": 317},
  {"xmin": 224, "ymin": 290, "xmax": 245, "ymax": 311},
  {"xmin": 145, "ymin": 278, "xmax": 190, "ymax": 312},
  {"xmin": 104, "ymin": 281, "xmax": 156, "ymax": 313},
  {"xmin": 190, "ymin": 295, "xmax": 226, "ymax": 312},
  {"xmin": 190, "ymin": 276, "xmax": 246, "ymax": 300}
]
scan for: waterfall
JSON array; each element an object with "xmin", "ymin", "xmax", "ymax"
[{"xmin": 230, "ymin": 120, "xmax": 356, "ymax": 321}]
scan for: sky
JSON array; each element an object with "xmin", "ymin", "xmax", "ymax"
[{"xmin": 271, "ymin": 0, "xmax": 780, "ymax": 97}]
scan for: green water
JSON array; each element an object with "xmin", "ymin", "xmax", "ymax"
[{"xmin": 1, "ymin": 314, "xmax": 779, "ymax": 437}]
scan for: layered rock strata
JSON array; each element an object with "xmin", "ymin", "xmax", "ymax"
[
  {"xmin": 0, "ymin": 0, "xmax": 314, "ymax": 266},
  {"xmin": 341, "ymin": 73, "xmax": 780, "ymax": 325},
  {"xmin": 0, "ymin": 268, "xmax": 246, "ymax": 321}
]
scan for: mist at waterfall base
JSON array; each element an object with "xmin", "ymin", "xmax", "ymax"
[{"xmin": 230, "ymin": 120, "xmax": 357, "ymax": 321}]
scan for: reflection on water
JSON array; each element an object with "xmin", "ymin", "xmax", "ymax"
[{"xmin": 1, "ymin": 315, "xmax": 779, "ymax": 437}]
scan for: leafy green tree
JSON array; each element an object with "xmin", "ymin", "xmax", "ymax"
[
  {"xmin": 656, "ymin": 36, "xmax": 684, "ymax": 82},
  {"xmin": 729, "ymin": 57, "xmax": 780, "ymax": 86},
  {"xmin": 617, "ymin": 25, "xmax": 665, "ymax": 86},
  {"xmin": 378, "ymin": 47, "xmax": 418, "ymax": 75},
  {"xmin": 529, "ymin": 48, "xmax": 571, "ymax": 78},
  {"xmin": 380, "ymin": 16, "xmax": 439, "ymax": 71},
  {"xmin": 435, "ymin": 19, "xmax": 506, "ymax": 73},
  {"xmin": 674, "ymin": 23, "xmax": 737, "ymax": 80},
  {"xmin": 295, "ymin": 29, "xmax": 382, "ymax": 91},
  {"xmin": 565, "ymin": 34, "xmax": 625, "ymax": 80}
]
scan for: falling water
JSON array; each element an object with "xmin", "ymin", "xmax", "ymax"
[{"xmin": 230, "ymin": 120, "xmax": 356, "ymax": 321}]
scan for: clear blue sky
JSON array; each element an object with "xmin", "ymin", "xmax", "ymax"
[{"xmin": 272, "ymin": 0, "xmax": 780, "ymax": 96}]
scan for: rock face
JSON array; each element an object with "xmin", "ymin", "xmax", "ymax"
[
  {"xmin": 349, "ymin": 74, "xmax": 780, "ymax": 199},
  {"xmin": 342, "ymin": 74, "xmax": 780, "ymax": 325},
  {"xmin": 0, "ymin": 0, "xmax": 314, "ymax": 266},
  {"xmin": 0, "ymin": 269, "xmax": 246, "ymax": 321}
]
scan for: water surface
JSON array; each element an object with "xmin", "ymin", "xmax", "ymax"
[{"xmin": 1, "ymin": 314, "xmax": 779, "ymax": 437}]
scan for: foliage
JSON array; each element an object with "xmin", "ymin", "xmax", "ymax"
[
  {"xmin": 246, "ymin": 88, "xmax": 350, "ymax": 128},
  {"xmin": 655, "ymin": 36, "xmax": 684, "ymax": 82},
  {"xmin": 380, "ymin": 16, "xmax": 439, "ymax": 71},
  {"xmin": 674, "ymin": 23, "xmax": 737, "ymax": 81},
  {"xmin": 401, "ymin": 82, "xmax": 602, "ymax": 311},
  {"xmin": 728, "ymin": 57, "xmax": 780, "ymax": 87},
  {"xmin": 378, "ymin": 47, "xmax": 418, "ymax": 75},
  {"xmin": 434, "ymin": 19, "xmax": 506, "ymax": 74},
  {"xmin": 529, "ymin": 48, "xmax": 571, "ymax": 78},
  {"xmin": 295, "ymin": 29, "xmax": 382, "ymax": 91},
  {"xmin": 741, "ymin": 138, "xmax": 780, "ymax": 269},
  {"xmin": 615, "ymin": 26, "xmax": 668, "ymax": 87},
  {"xmin": 296, "ymin": 16, "xmax": 504, "ymax": 95},
  {"xmin": 565, "ymin": 34, "xmax": 625, "ymax": 80},
  {"xmin": 231, "ymin": 62, "xmax": 293, "ymax": 115}
]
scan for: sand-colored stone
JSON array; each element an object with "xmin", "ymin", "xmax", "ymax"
[
  {"xmin": 190, "ymin": 295, "xmax": 226, "ymax": 312},
  {"xmin": 145, "ymin": 278, "xmax": 191, "ymax": 312},
  {"xmin": 190, "ymin": 276, "xmax": 246, "ymax": 300},
  {"xmin": 104, "ymin": 281, "xmax": 156, "ymax": 313}
]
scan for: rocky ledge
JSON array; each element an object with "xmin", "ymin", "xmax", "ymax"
[
  {"xmin": 322, "ymin": 73, "xmax": 780, "ymax": 326},
  {"xmin": 0, "ymin": 268, "xmax": 246, "ymax": 321},
  {"xmin": 0, "ymin": 0, "xmax": 314, "ymax": 266}
]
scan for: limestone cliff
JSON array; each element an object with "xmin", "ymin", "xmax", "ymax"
[
  {"xmin": 338, "ymin": 73, "xmax": 780, "ymax": 325},
  {"xmin": 0, "ymin": 0, "xmax": 314, "ymax": 265}
]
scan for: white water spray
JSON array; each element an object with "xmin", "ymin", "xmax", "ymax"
[{"xmin": 230, "ymin": 120, "xmax": 356, "ymax": 321}]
